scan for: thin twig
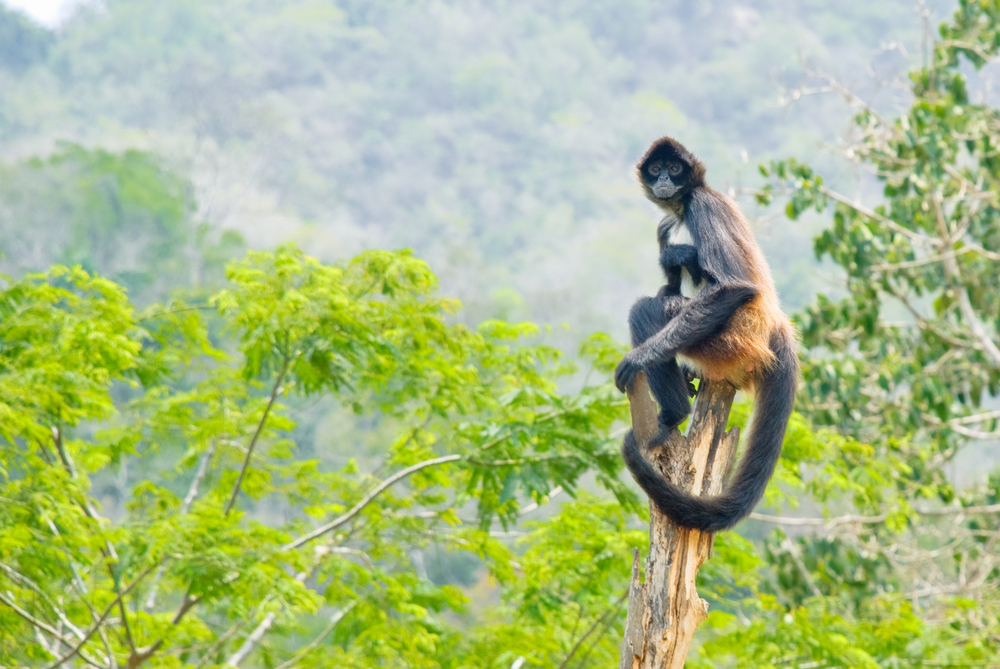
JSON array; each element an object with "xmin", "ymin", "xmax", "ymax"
[
  {"xmin": 751, "ymin": 502, "xmax": 1000, "ymax": 528},
  {"xmin": 271, "ymin": 604, "xmax": 354, "ymax": 669},
  {"xmin": 0, "ymin": 562, "xmax": 86, "ymax": 640},
  {"xmin": 0, "ymin": 590, "xmax": 72, "ymax": 642},
  {"xmin": 872, "ymin": 247, "xmax": 978, "ymax": 271},
  {"xmin": 224, "ymin": 570, "xmax": 308, "ymax": 667},
  {"xmin": 819, "ymin": 186, "xmax": 935, "ymax": 246},
  {"xmin": 558, "ymin": 591, "xmax": 628, "ymax": 669},
  {"xmin": 931, "ymin": 191, "xmax": 1000, "ymax": 366},
  {"xmin": 47, "ymin": 564, "xmax": 156, "ymax": 669},
  {"xmin": 225, "ymin": 358, "xmax": 290, "ymax": 515},
  {"xmin": 916, "ymin": 502, "xmax": 1000, "ymax": 516},
  {"xmin": 781, "ymin": 538, "xmax": 823, "ymax": 598},
  {"xmin": 283, "ymin": 454, "xmax": 462, "ymax": 551},
  {"xmin": 748, "ymin": 512, "xmax": 887, "ymax": 527}
]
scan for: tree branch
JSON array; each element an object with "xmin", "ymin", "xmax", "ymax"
[
  {"xmin": 0, "ymin": 562, "xmax": 86, "ymax": 641},
  {"xmin": 819, "ymin": 186, "xmax": 935, "ymax": 246},
  {"xmin": 931, "ymin": 191, "xmax": 1000, "ymax": 367},
  {"xmin": 0, "ymin": 590, "xmax": 72, "ymax": 643},
  {"xmin": 225, "ymin": 569, "xmax": 310, "ymax": 667},
  {"xmin": 748, "ymin": 512, "xmax": 887, "ymax": 527},
  {"xmin": 225, "ymin": 358, "xmax": 290, "ymax": 515},
  {"xmin": 272, "ymin": 604, "xmax": 354, "ymax": 669},
  {"xmin": 559, "ymin": 591, "xmax": 628, "ymax": 669},
  {"xmin": 780, "ymin": 538, "xmax": 822, "ymax": 598},
  {"xmin": 749, "ymin": 502, "xmax": 1000, "ymax": 527},
  {"xmin": 47, "ymin": 564, "xmax": 156, "ymax": 669},
  {"xmin": 283, "ymin": 454, "xmax": 462, "ymax": 551}
]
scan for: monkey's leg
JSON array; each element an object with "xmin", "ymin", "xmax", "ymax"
[
  {"xmin": 643, "ymin": 283, "xmax": 757, "ymax": 358},
  {"xmin": 626, "ymin": 296, "xmax": 693, "ymax": 430},
  {"xmin": 615, "ymin": 283, "xmax": 757, "ymax": 393}
]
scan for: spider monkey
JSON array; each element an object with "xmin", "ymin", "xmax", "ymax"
[{"xmin": 615, "ymin": 136, "xmax": 798, "ymax": 532}]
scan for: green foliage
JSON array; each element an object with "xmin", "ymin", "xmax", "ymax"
[
  {"xmin": 760, "ymin": 0, "xmax": 1000, "ymax": 466},
  {"xmin": 467, "ymin": 496, "xmax": 647, "ymax": 668},
  {"xmin": 719, "ymin": 1, "xmax": 1000, "ymax": 666},
  {"xmin": 0, "ymin": 246, "xmax": 637, "ymax": 667},
  {"xmin": 5, "ymin": 2, "xmax": 1000, "ymax": 667}
]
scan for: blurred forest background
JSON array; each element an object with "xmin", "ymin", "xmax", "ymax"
[
  {"xmin": 6, "ymin": 0, "xmax": 1000, "ymax": 668},
  {"xmin": 0, "ymin": 0, "xmax": 956, "ymax": 327}
]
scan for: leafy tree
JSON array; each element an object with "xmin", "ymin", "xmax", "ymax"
[
  {"xmin": 0, "ymin": 241, "xmax": 943, "ymax": 668},
  {"xmin": 697, "ymin": 1, "xmax": 1000, "ymax": 665},
  {"xmin": 0, "ymin": 245, "xmax": 644, "ymax": 668}
]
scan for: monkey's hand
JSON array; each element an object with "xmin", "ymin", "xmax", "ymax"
[
  {"xmin": 614, "ymin": 351, "xmax": 644, "ymax": 393},
  {"xmin": 681, "ymin": 364, "xmax": 698, "ymax": 397},
  {"xmin": 656, "ymin": 282, "xmax": 681, "ymax": 299}
]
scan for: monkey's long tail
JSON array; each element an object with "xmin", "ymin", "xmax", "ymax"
[{"xmin": 622, "ymin": 328, "xmax": 798, "ymax": 532}]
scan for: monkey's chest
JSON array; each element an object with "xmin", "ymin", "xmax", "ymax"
[
  {"xmin": 680, "ymin": 268, "xmax": 704, "ymax": 298},
  {"xmin": 668, "ymin": 223, "xmax": 705, "ymax": 297}
]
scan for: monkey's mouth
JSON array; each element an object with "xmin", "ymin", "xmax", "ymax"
[{"xmin": 653, "ymin": 184, "xmax": 680, "ymax": 198}]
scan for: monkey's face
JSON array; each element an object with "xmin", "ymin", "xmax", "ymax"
[
  {"xmin": 644, "ymin": 159, "xmax": 688, "ymax": 200},
  {"xmin": 636, "ymin": 137, "xmax": 706, "ymax": 210}
]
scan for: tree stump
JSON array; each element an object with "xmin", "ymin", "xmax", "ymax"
[{"xmin": 619, "ymin": 372, "xmax": 739, "ymax": 669}]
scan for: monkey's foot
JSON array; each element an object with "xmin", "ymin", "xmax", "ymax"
[{"xmin": 650, "ymin": 415, "xmax": 685, "ymax": 447}]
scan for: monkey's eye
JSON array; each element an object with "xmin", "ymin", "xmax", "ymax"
[
  {"xmin": 667, "ymin": 162, "xmax": 683, "ymax": 176},
  {"xmin": 648, "ymin": 163, "xmax": 662, "ymax": 177}
]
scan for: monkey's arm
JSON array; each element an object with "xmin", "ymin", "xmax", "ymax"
[
  {"xmin": 615, "ymin": 281, "xmax": 757, "ymax": 392},
  {"xmin": 660, "ymin": 244, "xmax": 702, "ymax": 285}
]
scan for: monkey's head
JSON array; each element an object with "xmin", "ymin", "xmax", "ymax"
[{"xmin": 637, "ymin": 137, "xmax": 706, "ymax": 210}]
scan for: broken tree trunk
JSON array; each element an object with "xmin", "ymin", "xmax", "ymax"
[{"xmin": 619, "ymin": 371, "xmax": 739, "ymax": 669}]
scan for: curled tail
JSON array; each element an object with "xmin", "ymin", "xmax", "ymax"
[{"xmin": 622, "ymin": 329, "xmax": 798, "ymax": 532}]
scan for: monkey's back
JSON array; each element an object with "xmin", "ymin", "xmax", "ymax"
[{"xmin": 679, "ymin": 190, "xmax": 792, "ymax": 390}]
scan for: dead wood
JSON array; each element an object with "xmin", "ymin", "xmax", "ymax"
[{"xmin": 619, "ymin": 371, "xmax": 739, "ymax": 669}]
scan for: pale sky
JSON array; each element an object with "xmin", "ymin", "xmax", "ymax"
[{"xmin": 2, "ymin": 0, "xmax": 81, "ymax": 27}]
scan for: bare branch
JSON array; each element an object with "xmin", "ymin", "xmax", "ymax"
[
  {"xmin": 887, "ymin": 286, "xmax": 975, "ymax": 351},
  {"xmin": 751, "ymin": 502, "xmax": 1000, "ymax": 528},
  {"xmin": 872, "ymin": 246, "xmax": 979, "ymax": 272},
  {"xmin": 781, "ymin": 538, "xmax": 823, "ymax": 598},
  {"xmin": 518, "ymin": 486, "xmax": 564, "ymax": 515},
  {"xmin": 0, "ymin": 590, "xmax": 72, "ymax": 643},
  {"xmin": 0, "ymin": 562, "xmax": 86, "ymax": 640},
  {"xmin": 749, "ymin": 512, "xmax": 887, "ymax": 526},
  {"xmin": 224, "ymin": 612, "xmax": 276, "ymax": 668},
  {"xmin": 283, "ymin": 454, "xmax": 462, "ymax": 551},
  {"xmin": 559, "ymin": 592, "xmax": 627, "ymax": 669},
  {"xmin": 937, "ymin": 39, "xmax": 995, "ymax": 62},
  {"xmin": 192, "ymin": 619, "xmax": 248, "ymax": 669},
  {"xmin": 930, "ymin": 191, "xmax": 1000, "ymax": 367},
  {"xmin": 818, "ymin": 186, "xmax": 935, "ymax": 246},
  {"xmin": 916, "ymin": 502, "xmax": 1000, "ymax": 516},
  {"xmin": 224, "ymin": 571, "xmax": 308, "ymax": 667}
]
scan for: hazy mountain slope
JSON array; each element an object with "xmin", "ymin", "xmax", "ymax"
[{"xmin": 0, "ymin": 0, "xmax": 954, "ymax": 335}]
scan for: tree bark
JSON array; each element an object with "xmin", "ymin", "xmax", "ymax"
[{"xmin": 619, "ymin": 371, "xmax": 739, "ymax": 669}]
